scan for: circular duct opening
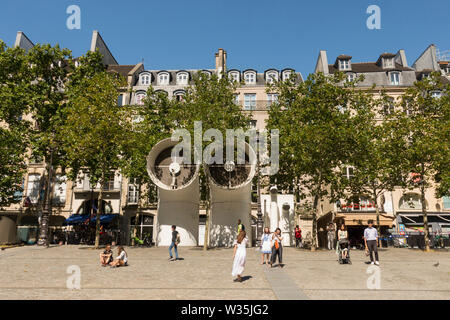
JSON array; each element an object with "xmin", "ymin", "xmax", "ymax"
[
  {"xmin": 205, "ymin": 142, "xmax": 256, "ymax": 189},
  {"xmin": 147, "ymin": 138, "xmax": 200, "ymax": 190}
]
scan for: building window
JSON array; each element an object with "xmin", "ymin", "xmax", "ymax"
[
  {"xmin": 228, "ymin": 71, "xmax": 240, "ymax": 82},
  {"xmin": 339, "ymin": 60, "xmax": 350, "ymax": 71},
  {"xmin": 174, "ymin": 90, "xmax": 185, "ymax": 101},
  {"xmin": 158, "ymin": 72, "xmax": 170, "ymax": 85},
  {"xmin": 389, "ymin": 72, "xmax": 400, "ymax": 85},
  {"xmin": 267, "ymin": 93, "xmax": 278, "ymax": 107},
  {"xmin": 384, "ymin": 58, "xmax": 394, "ymax": 68},
  {"xmin": 127, "ymin": 180, "xmax": 139, "ymax": 204},
  {"xmin": 233, "ymin": 94, "xmax": 240, "ymax": 105},
  {"xmin": 249, "ymin": 120, "xmax": 257, "ymax": 129},
  {"xmin": 443, "ymin": 196, "xmax": 450, "ymax": 210},
  {"xmin": 244, "ymin": 93, "xmax": 256, "ymax": 110},
  {"xmin": 52, "ymin": 175, "xmax": 66, "ymax": 206},
  {"xmin": 343, "ymin": 166, "xmax": 354, "ymax": 180},
  {"xmin": 135, "ymin": 92, "xmax": 146, "ymax": 105},
  {"xmin": 399, "ymin": 193, "xmax": 424, "ymax": 210},
  {"xmin": 244, "ymin": 72, "xmax": 256, "ymax": 85},
  {"xmin": 266, "ymin": 71, "xmax": 278, "ymax": 84},
  {"xmin": 431, "ymin": 91, "xmax": 442, "ymax": 99},
  {"xmin": 140, "ymin": 73, "xmax": 151, "ymax": 85},
  {"xmin": 383, "ymin": 98, "xmax": 395, "ymax": 116},
  {"xmin": 282, "ymin": 70, "xmax": 293, "ymax": 81},
  {"xmin": 346, "ymin": 73, "xmax": 356, "ymax": 82},
  {"xmin": 117, "ymin": 94, "xmax": 124, "ymax": 106},
  {"xmin": 26, "ymin": 174, "xmax": 41, "ymax": 204},
  {"xmin": 176, "ymin": 72, "xmax": 189, "ymax": 85}
]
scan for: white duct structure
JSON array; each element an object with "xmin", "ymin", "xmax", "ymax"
[
  {"xmin": 204, "ymin": 142, "xmax": 256, "ymax": 247},
  {"xmin": 262, "ymin": 190, "xmax": 295, "ymax": 246},
  {"xmin": 146, "ymin": 138, "xmax": 200, "ymax": 246}
]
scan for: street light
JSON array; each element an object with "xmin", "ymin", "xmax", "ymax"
[{"xmin": 255, "ymin": 136, "xmax": 263, "ymax": 247}]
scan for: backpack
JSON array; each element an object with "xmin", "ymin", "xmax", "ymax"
[{"xmin": 176, "ymin": 233, "xmax": 181, "ymax": 244}]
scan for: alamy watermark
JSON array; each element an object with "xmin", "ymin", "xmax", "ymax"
[
  {"xmin": 366, "ymin": 5, "xmax": 381, "ymax": 30},
  {"xmin": 66, "ymin": 265, "xmax": 81, "ymax": 289},
  {"xmin": 170, "ymin": 121, "xmax": 279, "ymax": 176},
  {"xmin": 366, "ymin": 265, "xmax": 381, "ymax": 289},
  {"xmin": 66, "ymin": 5, "xmax": 81, "ymax": 30}
]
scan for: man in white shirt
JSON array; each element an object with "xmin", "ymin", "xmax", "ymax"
[{"xmin": 364, "ymin": 220, "xmax": 379, "ymax": 265}]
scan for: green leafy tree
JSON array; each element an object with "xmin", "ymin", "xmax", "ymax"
[
  {"xmin": 395, "ymin": 72, "xmax": 450, "ymax": 251},
  {"xmin": 25, "ymin": 44, "xmax": 72, "ymax": 245},
  {"xmin": 120, "ymin": 87, "xmax": 176, "ymax": 242},
  {"xmin": 60, "ymin": 71, "xmax": 129, "ymax": 248},
  {"xmin": 341, "ymin": 91, "xmax": 405, "ymax": 240},
  {"xmin": 0, "ymin": 41, "xmax": 30, "ymax": 206},
  {"xmin": 267, "ymin": 72, "xmax": 371, "ymax": 250}
]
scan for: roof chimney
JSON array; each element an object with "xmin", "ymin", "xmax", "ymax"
[{"xmin": 215, "ymin": 48, "xmax": 227, "ymax": 76}]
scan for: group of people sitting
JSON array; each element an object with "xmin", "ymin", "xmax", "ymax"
[{"xmin": 99, "ymin": 245, "xmax": 128, "ymax": 268}]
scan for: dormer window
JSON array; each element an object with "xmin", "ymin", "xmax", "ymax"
[
  {"xmin": 431, "ymin": 91, "xmax": 442, "ymax": 99},
  {"xmin": 140, "ymin": 73, "xmax": 151, "ymax": 85},
  {"xmin": 200, "ymin": 70, "xmax": 212, "ymax": 79},
  {"xmin": 282, "ymin": 69, "xmax": 293, "ymax": 81},
  {"xmin": 384, "ymin": 58, "xmax": 394, "ymax": 68},
  {"xmin": 174, "ymin": 90, "xmax": 185, "ymax": 101},
  {"xmin": 228, "ymin": 71, "xmax": 240, "ymax": 82},
  {"xmin": 157, "ymin": 72, "xmax": 170, "ymax": 85},
  {"xmin": 265, "ymin": 70, "xmax": 279, "ymax": 84},
  {"xmin": 244, "ymin": 71, "xmax": 256, "ymax": 84},
  {"xmin": 389, "ymin": 72, "xmax": 400, "ymax": 85},
  {"xmin": 176, "ymin": 72, "xmax": 189, "ymax": 85},
  {"xmin": 135, "ymin": 91, "xmax": 146, "ymax": 105},
  {"xmin": 339, "ymin": 60, "xmax": 350, "ymax": 71}
]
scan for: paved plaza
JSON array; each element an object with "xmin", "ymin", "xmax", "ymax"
[{"xmin": 0, "ymin": 245, "xmax": 449, "ymax": 300}]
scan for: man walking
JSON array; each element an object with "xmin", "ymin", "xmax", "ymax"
[
  {"xmin": 169, "ymin": 225, "xmax": 180, "ymax": 261},
  {"xmin": 364, "ymin": 220, "xmax": 379, "ymax": 265},
  {"xmin": 327, "ymin": 223, "xmax": 335, "ymax": 250}
]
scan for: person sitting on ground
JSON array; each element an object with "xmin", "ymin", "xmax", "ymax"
[
  {"xmin": 100, "ymin": 244, "xmax": 113, "ymax": 266},
  {"xmin": 110, "ymin": 246, "xmax": 128, "ymax": 268}
]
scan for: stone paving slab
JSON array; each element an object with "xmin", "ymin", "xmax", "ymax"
[{"xmin": 0, "ymin": 245, "xmax": 449, "ymax": 300}]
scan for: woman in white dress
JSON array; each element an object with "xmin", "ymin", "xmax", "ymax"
[
  {"xmin": 232, "ymin": 230, "xmax": 248, "ymax": 282},
  {"xmin": 260, "ymin": 227, "xmax": 272, "ymax": 265}
]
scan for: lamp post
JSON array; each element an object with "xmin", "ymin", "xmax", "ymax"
[{"xmin": 255, "ymin": 142, "xmax": 263, "ymax": 247}]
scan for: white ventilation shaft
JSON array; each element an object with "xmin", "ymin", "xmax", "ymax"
[
  {"xmin": 146, "ymin": 138, "xmax": 200, "ymax": 246},
  {"xmin": 204, "ymin": 142, "xmax": 256, "ymax": 247}
]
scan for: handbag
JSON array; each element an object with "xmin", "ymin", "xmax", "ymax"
[{"xmin": 274, "ymin": 240, "xmax": 279, "ymax": 250}]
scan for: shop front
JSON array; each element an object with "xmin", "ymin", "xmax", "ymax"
[
  {"xmin": 334, "ymin": 213, "xmax": 395, "ymax": 249},
  {"xmin": 397, "ymin": 212, "xmax": 450, "ymax": 248}
]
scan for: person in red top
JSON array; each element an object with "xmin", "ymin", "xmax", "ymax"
[{"xmin": 294, "ymin": 225, "xmax": 302, "ymax": 248}]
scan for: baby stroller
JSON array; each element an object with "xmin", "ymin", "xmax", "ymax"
[{"xmin": 338, "ymin": 239, "xmax": 351, "ymax": 264}]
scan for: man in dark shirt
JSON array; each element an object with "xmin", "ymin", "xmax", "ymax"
[
  {"xmin": 100, "ymin": 244, "xmax": 113, "ymax": 266},
  {"xmin": 169, "ymin": 225, "xmax": 179, "ymax": 261}
]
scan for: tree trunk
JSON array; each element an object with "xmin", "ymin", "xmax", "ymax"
[
  {"xmin": 203, "ymin": 176, "xmax": 210, "ymax": 251},
  {"xmin": 132, "ymin": 183, "xmax": 142, "ymax": 246},
  {"xmin": 311, "ymin": 192, "xmax": 320, "ymax": 252},
  {"xmin": 94, "ymin": 173, "xmax": 104, "ymax": 249},
  {"xmin": 421, "ymin": 184, "xmax": 430, "ymax": 252},
  {"xmin": 38, "ymin": 149, "xmax": 53, "ymax": 247}
]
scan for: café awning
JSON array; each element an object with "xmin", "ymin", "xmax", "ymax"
[{"xmin": 334, "ymin": 213, "xmax": 395, "ymax": 227}]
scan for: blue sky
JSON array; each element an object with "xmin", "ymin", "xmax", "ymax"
[{"xmin": 0, "ymin": 0, "xmax": 449, "ymax": 76}]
